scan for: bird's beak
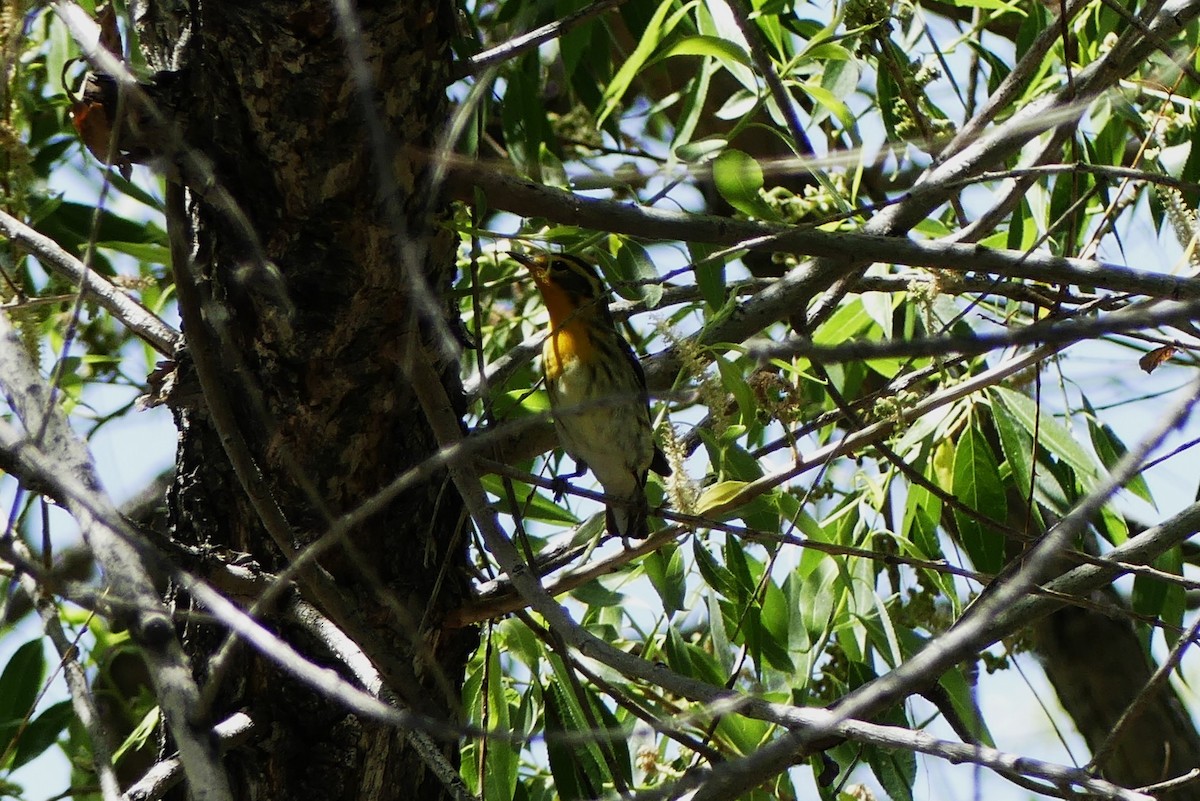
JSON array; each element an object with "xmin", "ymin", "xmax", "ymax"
[{"xmin": 509, "ymin": 252, "xmax": 547, "ymax": 283}]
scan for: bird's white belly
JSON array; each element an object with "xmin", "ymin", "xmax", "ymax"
[{"xmin": 550, "ymin": 357, "xmax": 651, "ymax": 499}]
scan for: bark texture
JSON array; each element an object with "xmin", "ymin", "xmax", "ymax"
[
  {"xmin": 140, "ymin": 1, "xmax": 472, "ymax": 799},
  {"xmin": 1035, "ymin": 598, "xmax": 1200, "ymax": 798},
  {"xmin": 959, "ymin": 415, "xmax": 1200, "ymax": 796}
]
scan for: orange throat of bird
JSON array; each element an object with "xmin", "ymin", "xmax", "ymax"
[{"xmin": 532, "ymin": 275, "xmax": 595, "ymax": 381}]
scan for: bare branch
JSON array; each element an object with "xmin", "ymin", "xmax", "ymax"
[
  {"xmin": 125, "ymin": 713, "xmax": 255, "ymax": 801},
  {"xmin": 0, "ymin": 209, "xmax": 180, "ymax": 355},
  {"xmin": 750, "ymin": 298, "xmax": 1200, "ymax": 363},
  {"xmin": 455, "ymin": 0, "xmax": 629, "ymax": 78},
  {"xmin": 0, "ymin": 311, "xmax": 231, "ymax": 801},
  {"xmin": 9, "ymin": 540, "xmax": 122, "ymax": 801},
  {"xmin": 445, "ymin": 164, "xmax": 1200, "ymax": 298}
]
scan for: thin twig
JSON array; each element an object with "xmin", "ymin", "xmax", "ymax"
[
  {"xmin": 0, "ymin": 310, "xmax": 232, "ymax": 801},
  {"xmin": 455, "ymin": 0, "xmax": 628, "ymax": 79},
  {"xmin": 0, "ymin": 209, "xmax": 179, "ymax": 355},
  {"xmin": 750, "ymin": 297, "xmax": 1200, "ymax": 364},
  {"xmin": 9, "ymin": 540, "xmax": 122, "ymax": 801}
]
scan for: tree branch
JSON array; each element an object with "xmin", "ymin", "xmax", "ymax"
[
  {"xmin": 124, "ymin": 713, "xmax": 255, "ymax": 801},
  {"xmin": 0, "ymin": 311, "xmax": 231, "ymax": 801},
  {"xmin": 10, "ymin": 541, "xmax": 123, "ymax": 801},
  {"xmin": 0, "ymin": 209, "xmax": 180, "ymax": 356},
  {"xmin": 750, "ymin": 298, "xmax": 1200, "ymax": 363},
  {"xmin": 454, "ymin": 0, "xmax": 629, "ymax": 78}
]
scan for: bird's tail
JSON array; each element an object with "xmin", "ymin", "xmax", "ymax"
[{"xmin": 606, "ymin": 492, "xmax": 651, "ymax": 540}]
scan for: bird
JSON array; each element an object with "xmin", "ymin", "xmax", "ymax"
[
  {"xmin": 512, "ymin": 251, "xmax": 671, "ymax": 540},
  {"xmin": 70, "ymin": 73, "xmax": 122, "ymax": 167}
]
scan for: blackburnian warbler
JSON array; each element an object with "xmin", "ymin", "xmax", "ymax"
[{"xmin": 513, "ymin": 252, "xmax": 671, "ymax": 539}]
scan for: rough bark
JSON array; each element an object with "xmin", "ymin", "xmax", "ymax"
[
  {"xmin": 1035, "ymin": 594, "xmax": 1200, "ymax": 798},
  {"xmin": 950, "ymin": 416, "xmax": 1200, "ymax": 796},
  {"xmin": 997, "ymin": 496, "xmax": 1200, "ymax": 795},
  {"xmin": 138, "ymin": 1, "xmax": 473, "ymax": 799}
]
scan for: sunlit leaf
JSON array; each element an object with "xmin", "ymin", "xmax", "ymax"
[
  {"xmin": 645, "ymin": 542, "xmax": 686, "ymax": 615},
  {"xmin": 952, "ymin": 422, "xmax": 1006, "ymax": 574},
  {"xmin": 712, "ymin": 149, "xmax": 779, "ymax": 221},
  {"xmin": 697, "ymin": 479, "xmax": 749, "ymax": 517},
  {"xmin": 990, "ymin": 387, "xmax": 1100, "ymax": 485},
  {"xmin": 597, "ymin": 0, "xmax": 688, "ymax": 127}
]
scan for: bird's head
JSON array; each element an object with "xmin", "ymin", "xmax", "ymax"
[{"xmin": 511, "ymin": 252, "xmax": 608, "ymax": 328}]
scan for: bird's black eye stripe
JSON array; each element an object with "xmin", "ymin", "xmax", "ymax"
[{"xmin": 550, "ymin": 257, "xmax": 601, "ymax": 299}]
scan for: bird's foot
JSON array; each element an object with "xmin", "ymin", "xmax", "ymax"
[{"xmin": 550, "ymin": 475, "xmax": 571, "ymax": 502}]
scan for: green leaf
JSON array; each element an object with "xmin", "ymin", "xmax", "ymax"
[
  {"xmin": 105, "ymin": 169, "xmax": 165, "ymax": 211},
  {"xmin": 597, "ymin": 0, "xmax": 687, "ymax": 127},
  {"xmin": 694, "ymin": 538, "xmax": 739, "ymax": 599},
  {"xmin": 813, "ymin": 298, "xmax": 874, "ymax": 346},
  {"xmin": 664, "ymin": 626, "xmax": 724, "ymax": 684},
  {"xmin": 539, "ymin": 141, "xmax": 569, "ymax": 190},
  {"xmin": 663, "ymin": 625, "xmax": 694, "ymax": 677},
  {"xmin": 655, "ymin": 35, "xmax": 753, "ymax": 68},
  {"xmin": 714, "ymin": 354, "xmax": 755, "ymax": 427},
  {"xmin": 797, "ymin": 558, "xmax": 839, "ymax": 642},
  {"xmin": 947, "ymin": 0, "xmax": 1024, "ymax": 10},
  {"xmin": 675, "ymin": 137, "xmax": 727, "ymax": 162},
  {"xmin": 696, "ymin": 480, "xmax": 748, "ymax": 518},
  {"xmin": 498, "ymin": 618, "xmax": 543, "ymax": 673},
  {"xmin": 32, "ymin": 201, "xmax": 163, "ymax": 271},
  {"xmin": 796, "ymin": 82, "xmax": 856, "ymax": 132},
  {"xmin": 706, "ymin": 433, "xmax": 765, "ymax": 482},
  {"xmin": 952, "ymin": 423, "xmax": 1007, "ymax": 573},
  {"xmin": 589, "ymin": 684, "xmax": 632, "ymax": 783},
  {"xmin": 644, "ymin": 542, "xmax": 686, "ymax": 615},
  {"xmin": 495, "ymin": 388, "xmax": 551, "ymax": 418},
  {"xmin": 713, "ymin": 89, "xmax": 758, "ymax": 121},
  {"xmin": 694, "ymin": 2, "xmax": 759, "ymax": 92},
  {"xmin": 670, "ymin": 59, "xmax": 714, "ymax": 154},
  {"xmin": 481, "ymin": 646, "xmax": 518, "ymax": 801},
  {"xmin": 991, "ymin": 398, "xmax": 1033, "ymax": 501},
  {"xmin": 715, "ymin": 709, "xmax": 771, "ymax": 756},
  {"xmin": 570, "ymin": 575, "xmax": 626, "ymax": 607},
  {"xmin": 723, "ymin": 535, "xmax": 756, "ymax": 600},
  {"xmin": 612, "ymin": 239, "xmax": 662, "ymax": 306},
  {"xmin": 0, "ymin": 640, "xmax": 45, "ymax": 747},
  {"xmin": 1133, "ymin": 547, "xmax": 1185, "ymax": 648},
  {"xmin": 481, "ymin": 474, "xmax": 579, "ymax": 525},
  {"xmin": 112, "ymin": 705, "xmax": 160, "ymax": 764},
  {"xmin": 688, "ymin": 243, "xmax": 728, "ymax": 311},
  {"xmin": 96, "ymin": 240, "xmax": 171, "ymax": 265},
  {"xmin": 1098, "ymin": 503, "xmax": 1129, "ymax": 546},
  {"xmin": 711, "ymin": 149, "xmax": 779, "ymax": 220},
  {"xmin": 1086, "ymin": 410, "xmax": 1154, "ymax": 506},
  {"xmin": 991, "ymin": 398, "xmax": 1048, "ymax": 533},
  {"xmin": 759, "ymin": 578, "xmax": 794, "ymax": 671},
  {"xmin": 545, "ymin": 660, "xmax": 613, "ymax": 799},
  {"xmin": 990, "ymin": 387, "xmax": 1100, "ymax": 485},
  {"xmin": 865, "ymin": 702, "xmax": 917, "ymax": 801},
  {"xmin": 10, "ymin": 700, "xmax": 73, "ymax": 770},
  {"xmin": 935, "ymin": 661, "xmax": 994, "ymax": 747}
]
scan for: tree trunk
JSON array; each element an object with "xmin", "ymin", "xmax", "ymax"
[
  {"xmin": 138, "ymin": 2, "xmax": 473, "ymax": 798},
  {"xmin": 1035, "ymin": 596, "xmax": 1200, "ymax": 798},
  {"xmin": 958, "ymin": 416, "xmax": 1200, "ymax": 794}
]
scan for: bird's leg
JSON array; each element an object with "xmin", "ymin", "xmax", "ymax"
[{"xmin": 551, "ymin": 458, "xmax": 588, "ymax": 501}]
